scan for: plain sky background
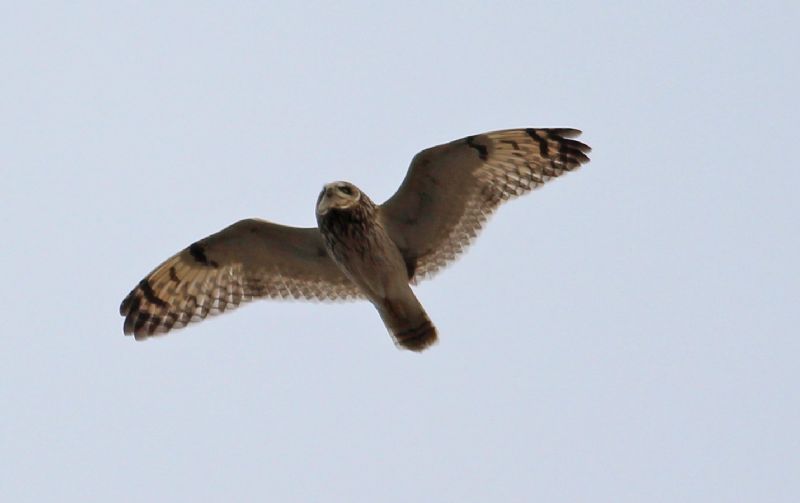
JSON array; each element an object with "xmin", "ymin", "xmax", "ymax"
[{"xmin": 1, "ymin": 2, "xmax": 798, "ymax": 502}]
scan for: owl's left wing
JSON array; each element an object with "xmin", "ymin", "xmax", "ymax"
[
  {"xmin": 381, "ymin": 128, "xmax": 590, "ymax": 282},
  {"xmin": 120, "ymin": 218, "xmax": 363, "ymax": 339}
]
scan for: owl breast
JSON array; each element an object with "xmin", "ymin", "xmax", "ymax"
[{"xmin": 317, "ymin": 205, "xmax": 408, "ymax": 302}]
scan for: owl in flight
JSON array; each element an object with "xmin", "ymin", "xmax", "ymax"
[{"xmin": 120, "ymin": 128, "xmax": 590, "ymax": 351}]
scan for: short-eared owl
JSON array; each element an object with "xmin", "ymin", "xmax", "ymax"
[{"xmin": 120, "ymin": 128, "xmax": 590, "ymax": 351}]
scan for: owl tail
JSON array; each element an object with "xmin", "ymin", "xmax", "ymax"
[{"xmin": 378, "ymin": 290, "xmax": 438, "ymax": 352}]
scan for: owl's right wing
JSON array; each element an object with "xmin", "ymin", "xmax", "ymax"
[
  {"xmin": 120, "ymin": 219, "xmax": 363, "ymax": 339},
  {"xmin": 381, "ymin": 128, "xmax": 590, "ymax": 283}
]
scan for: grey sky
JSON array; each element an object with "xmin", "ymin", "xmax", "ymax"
[{"xmin": 1, "ymin": 2, "xmax": 798, "ymax": 502}]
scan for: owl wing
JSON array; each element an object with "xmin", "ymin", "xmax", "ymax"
[
  {"xmin": 120, "ymin": 218, "xmax": 363, "ymax": 339},
  {"xmin": 380, "ymin": 128, "xmax": 591, "ymax": 283}
]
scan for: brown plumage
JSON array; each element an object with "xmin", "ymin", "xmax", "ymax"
[
  {"xmin": 316, "ymin": 185, "xmax": 437, "ymax": 350},
  {"xmin": 120, "ymin": 127, "xmax": 591, "ymax": 351}
]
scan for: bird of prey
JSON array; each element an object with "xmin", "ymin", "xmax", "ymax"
[{"xmin": 120, "ymin": 128, "xmax": 590, "ymax": 351}]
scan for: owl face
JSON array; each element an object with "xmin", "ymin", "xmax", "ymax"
[{"xmin": 316, "ymin": 181, "xmax": 361, "ymax": 215}]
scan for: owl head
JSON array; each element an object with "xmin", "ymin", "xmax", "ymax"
[{"xmin": 316, "ymin": 181, "xmax": 362, "ymax": 215}]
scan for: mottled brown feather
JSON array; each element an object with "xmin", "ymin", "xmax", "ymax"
[
  {"xmin": 120, "ymin": 127, "xmax": 590, "ymax": 350},
  {"xmin": 380, "ymin": 128, "xmax": 591, "ymax": 282},
  {"xmin": 120, "ymin": 219, "xmax": 362, "ymax": 339}
]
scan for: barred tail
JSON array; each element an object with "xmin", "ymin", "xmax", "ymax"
[
  {"xmin": 393, "ymin": 316, "xmax": 437, "ymax": 352},
  {"xmin": 377, "ymin": 290, "xmax": 438, "ymax": 352}
]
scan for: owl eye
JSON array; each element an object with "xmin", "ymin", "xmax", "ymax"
[{"xmin": 339, "ymin": 186, "xmax": 353, "ymax": 196}]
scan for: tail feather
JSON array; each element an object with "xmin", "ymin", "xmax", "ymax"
[
  {"xmin": 393, "ymin": 316, "xmax": 437, "ymax": 352},
  {"xmin": 378, "ymin": 291, "xmax": 438, "ymax": 352}
]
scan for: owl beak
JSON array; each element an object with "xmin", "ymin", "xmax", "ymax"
[{"xmin": 316, "ymin": 187, "xmax": 335, "ymax": 215}]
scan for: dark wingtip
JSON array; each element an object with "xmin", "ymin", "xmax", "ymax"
[
  {"xmin": 120, "ymin": 287, "xmax": 143, "ymax": 337},
  {"xmin": 122, "ymin": 310, "xmax": 135, "ymax": 335},
  {"xmin": 120, "ymin": 291, "xmax": 132, "ymax": 316},
  {"xmin": 547, "ymin": 128, "xmax": 583, "ymax": 138}
]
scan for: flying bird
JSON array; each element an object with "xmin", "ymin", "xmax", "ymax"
[{"xmin": 120, "ymin": 128, "xmax": 591, "ymax": 351}]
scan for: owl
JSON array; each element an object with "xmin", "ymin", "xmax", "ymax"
[{"xmin": 120, "ymin": 128, "xmax": 590, "ymax": 351}]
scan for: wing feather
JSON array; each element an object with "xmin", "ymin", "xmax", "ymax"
[
  {"xmin": 120, "ymin": 219, "xmax": 362, "ymax": 339},
  {"xmin": 381, "ymin": 128, "xmax": 590, "ymax": 282}
]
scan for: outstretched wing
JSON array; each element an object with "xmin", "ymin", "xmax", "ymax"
[
  {"xmin": 381, "ymin": 128, "xmax": 590, "ymax": 282},
  {"xmin": 120, "ymin": 219, "xmax": 363, "ymax": 339}
]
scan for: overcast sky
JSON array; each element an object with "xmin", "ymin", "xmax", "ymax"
[{"xmin": 2, "ymin": 2, "xmax": 798, "ymax": 502}]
